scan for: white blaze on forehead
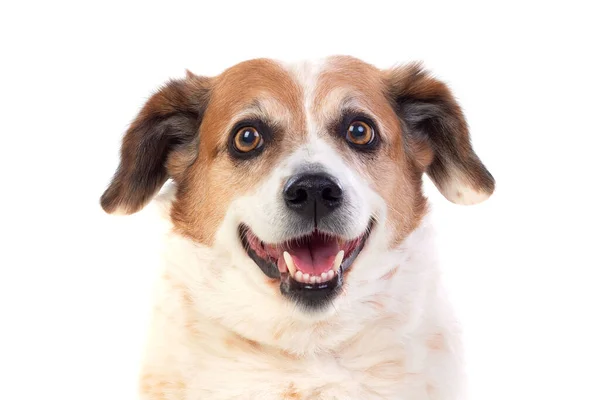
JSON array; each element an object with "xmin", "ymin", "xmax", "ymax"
[
  {"xmin": 283, "ymin": 59, "xmax": 387, "ymax": 143},
  {"xmin": 283, "ymin": 59, "xmax": 326, "ymax": 142}
]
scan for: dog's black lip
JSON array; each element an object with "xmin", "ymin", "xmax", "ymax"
[
  {"xmin": 240, "ymin": 231, "xmax": 280, "ymax": 279},
  {"xmin": 238, "ymin": 218, "xmax": 375, "ymax": 281}
]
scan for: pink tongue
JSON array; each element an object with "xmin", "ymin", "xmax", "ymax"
[{"xmin": 288, "ymin": 235, "xmax": 340, "ymax": 275}]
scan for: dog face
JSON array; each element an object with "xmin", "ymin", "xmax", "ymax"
[{"xmin": 101, "ymin": 56, "xmax": 494, "ymax": 312}]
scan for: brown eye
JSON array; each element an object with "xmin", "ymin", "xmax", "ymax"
[
  {"xmin": 346, "ymin": 120, "xmax": 374, "ymax": 146},
  {"xmin": 234, "ymin": 126, "xmax": 264, "ymax": 153}
]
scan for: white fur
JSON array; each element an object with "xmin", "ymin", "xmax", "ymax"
[
  {"xmin": 435, "ymin": 167, "xmax": 491, "ymax": 206},
  {"xmin": 142, "ymin": 196, "xmax": 464, "ymax": 399},
  {"xmin": 236, "ymin": 137, "xmax": 377, "ymax": 244},
  {"xmin": 137, "ymin": 60, "xmax": 466, "ymax": 399}
]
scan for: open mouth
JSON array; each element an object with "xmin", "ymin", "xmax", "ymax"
[{"xmin": 239, "ymin": 220, "xmax": 374, "ymax": 309}]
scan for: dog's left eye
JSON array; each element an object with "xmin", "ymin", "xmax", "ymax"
[
  {"xmin": 233, "ymin": 126, "xmax": 264, "ymax": 153},
  {"xmin": 346, "ymin": 120, "xmax": 375, "ymax": 146}
]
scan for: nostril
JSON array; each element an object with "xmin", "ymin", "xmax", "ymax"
[
  {"xmin": 287, "ymin": 188, "xmax": 309, "ymax": 205},
  {"xmin": 321, "ymin": 187, "xmax": 341, "ymax": 202}
]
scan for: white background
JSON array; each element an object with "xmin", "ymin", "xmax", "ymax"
[{"xmin": 1, "ymin": 1, "xmax": 599, "ymax": 399}]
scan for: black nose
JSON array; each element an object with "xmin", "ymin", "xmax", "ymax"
[{"xmin": 283, "ymin": 173, "xmax": 343, "ymax": 222}]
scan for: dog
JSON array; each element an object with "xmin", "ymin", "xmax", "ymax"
[{"xmin": 100, "ymin": 56, "xmax": 494, "ymax": 399}]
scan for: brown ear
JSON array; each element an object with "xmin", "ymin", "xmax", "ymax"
[
  {"xmin": 100, "ymin": 72, "xmax": 211, "ymax": 214},
  {"xmin": 386, "ymin": 63, "xmax": 495, "ymax": 205}
]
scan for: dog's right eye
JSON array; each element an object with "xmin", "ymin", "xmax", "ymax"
[
  {"xmin": 346, "ymin": 120, "xmax": 375, "ymax": 146},
  {"xmin": 233, "ymin": 126, "xmax": 264, "ymax": 153}
]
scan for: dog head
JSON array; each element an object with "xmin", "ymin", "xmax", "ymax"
[{"xmin": 101, "ymin": 56, "xmax": 494, "ymax": 313}]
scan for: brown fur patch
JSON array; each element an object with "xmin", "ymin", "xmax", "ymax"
[
  {"xmin": 313, "ymin": 56, "xmax": 429, "ymax": 246},
  {"xmin": 282, "ymin": 383, "xmax": 302, "ymax": 399},
  {"xmin": 377, "ymin": 311, "xmax": 410, "ymax": 330},
  {"xmin": 171, "ymin": 59, "xmax": 305, "ymax": 244},
  {"xmin": 224, "ymin": 332, "xmax": 262, "ymax": 352},
  {"xmin": 265, "ymin": 277, "xmax": 283, "ymax": 297},
  {"xmin": 278, "ymin": 347, "xmax": 301, "ymax": 360},
  {"xmin": 426, "ymin": 333, "xmax": 445, "ymax": 351},
  {"xmin": 273, "ymin": 325, "xmax": 285, "ymax": 341},
  {"xmin": 380, "ymin": 266, "xmax": 399, "ymax": 281},
  {"xmin": 363, "ymin": 299, "xmax": 385, "ymax": 310},
  {"xmin": 140, "ymin": 374, "xmax": 186, "ymax": 400},
  {"xmin": 162, "ymin": 274, "xmax": 203, "ymax": 337}
]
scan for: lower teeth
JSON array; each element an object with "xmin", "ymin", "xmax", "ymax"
[
  {"xmin": 283, "ymin": 250, "xmax": 344, "ymax": 284},
  {"xmin": 293, "ymin": 269, "xmax": 336, "ymax": 284}
]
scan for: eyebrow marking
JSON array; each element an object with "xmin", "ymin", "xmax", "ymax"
[
  {"xmin": 229, "ymin": 97, "xmax": 292, "ymax": 128},
  {"xmin": 322, "ymin": 90, "xmax": 380, "ymax": 115}
]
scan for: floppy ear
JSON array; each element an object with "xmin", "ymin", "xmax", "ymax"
[
  {"xmin": 386, "ymin": 63, "xmax": 495, "ymax": 205},
  {"xmin": 100, "ymin": 72, "xmax": 211, "ymax": 214}
]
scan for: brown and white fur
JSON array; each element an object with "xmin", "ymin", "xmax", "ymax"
[{"xmin": 101, "ymin": 56, "xmax": 494, "ymax": 399}]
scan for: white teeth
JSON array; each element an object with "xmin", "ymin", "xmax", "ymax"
[
  {"xmin": 286, "ymin": 250, "xmax": 345, "ymax": 284},
  {"xmin": 290, "ymin": 269, "xmax": 337, "ymax": 284},
  {"xmin": 283, "ymin": 251, "xmax": 296, "ymax": 275},
  {"xmin": 333, "ymin": 250, "xmax": 344, "ymax": 273}
]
